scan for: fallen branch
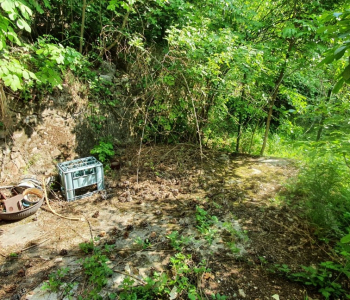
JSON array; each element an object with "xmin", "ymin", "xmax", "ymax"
[
  {"xmin": 266, "ymin": 216, "xmax": 335, "ymax": 260},
  {"xmin": 113, "ymin": 269, "xmax": 146, "ymax": 285},
  {"xmin": 20, "ymin": 238, "xmax": 50, "ymax": 253},
  {"xmin": 83, "ymin": 214, "xmax": 94, "ymax": 242}
]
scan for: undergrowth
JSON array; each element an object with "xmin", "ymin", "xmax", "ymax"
[
  {"xmin": 256, "ymin": 135, "xmax": 350, "ymax": 299},
  {"xmin": 42, "ymin": 207, "xmax": 232, "ymax": 300},
  {"xmin": 262, "ymin": 240, "xmax": 350, "ymax": 299}
]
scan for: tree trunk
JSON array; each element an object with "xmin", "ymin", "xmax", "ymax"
[
  {"xmin": 79, "ymin": 0, "xmax": 87, "ymax": 53},
  {"xmin": 236, "ymin": 112, "xmax": 243, "ymax": 152},
  {"xmin": 249, "ymin": 120, "xmax": 260, "ymax": 154},
  {"xmin": 316, "ymin": 115, "xmax": 325, "ymax": 142},
  {"xmin": 236, "ymin": 73, "xmax": 247, "ymax": 153},
  {"xmin": 316, "ymin": 89, "xmax": 332, "ymax": 142},
  {"xmin": 260, "ymin": 41, "xmax": 294, "ymax": 156}
]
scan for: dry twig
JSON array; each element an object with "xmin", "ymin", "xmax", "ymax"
[{"xmin": 20, "ymin": 238, "xmax": 50, "ymax": 252}]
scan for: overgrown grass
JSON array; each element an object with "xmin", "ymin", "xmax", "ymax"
[
  {"xmin": 286, "ymin": 151, "xmax": 350, "ymax": 237},
  {"xmin": 207, "ymin": 128, "xmax": 350, "ymax": 298}
]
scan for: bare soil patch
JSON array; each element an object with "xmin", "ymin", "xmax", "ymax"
[{"xmin": 0, "ymin": 145, "xmax": 330, "ymax": 299}]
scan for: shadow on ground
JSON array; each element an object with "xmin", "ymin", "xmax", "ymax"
[{"xmin": 0, "ymin": 145, "xmax": 330, "ymax": 299}]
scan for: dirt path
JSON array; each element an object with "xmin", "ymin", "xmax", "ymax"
[{"xmin": 0, "ymin": 145, "xmax": 326, "ymax": 299}]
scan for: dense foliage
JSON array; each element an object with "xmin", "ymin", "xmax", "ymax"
[{"xmin": 1, "ymin": 0, "xmax": 350, "ymax": 297}]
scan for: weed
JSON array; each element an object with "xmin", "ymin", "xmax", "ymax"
[
  {"xmin": 79, "ymin": 243, "xmax": 114, "ymax": 299},
  {"xmin": 42, "ymin": 267, "xmax": 77, "ymax": 299},
  {"xmin": 290, "ymin": 263, "xmax": 347, "ymax": 299},
  {"xmin": 286, "ymin": 154, "xmax": 350, "ymax": 237},
  {"xmin": 8, "ymin": 252, "xmax": 18, "ymax": 258},
  {"xmin": 166, "ymin": 231, "xmax": 191, "ymax": 251},
  {"xmin": 196, "ymin": 206, "xmax": 218, "ymax": 244},
  {"xmin": 80, "ymin": 253, "xmax": 113, "ymax": 295},
  {"xmin": 90, "ymin": 137, "xmax": 115, "ymax": 164},
  {"xmin": 42, "ymin": 267, "xmax": 69, "ymax": 292},
  {"xmin": 223, "ymin": 222, "xmax": 249, "ymax": 243},
  {"xmin": 117, "ymin": 252, "xmax": 217, "ymax": 300},
  {"xmin": 258, "ymin": 256, "xmax": 268, "ymax": 265},
  {"xmin": 134, "ymin": 237, "xmax": 152, "ymax": 249},
  {"xmin": 267, "ymin": 241, "xmax": 350, "ymax": 300},
  {"xmin": 79, "ymin": 240, "xmax": 94, "ymax": 254},
  {"xmin": 227, "ymin": 242, "xmax": 240, "ymax": 254},
  {"xmin": 222, "ymin": 221, "xmax": 249, "ymax": 254},
  {"xmin": 274, "ymin": 263, "xmax": 291, "ymax": 274},
  {"xmin": 212, "ymin": 293, "xmax": 228, "ymax": 300}
]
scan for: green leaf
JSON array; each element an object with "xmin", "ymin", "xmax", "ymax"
[
  {"xmin": 318, "ymin": 55, "xmax": 334, "ymax": 66},
  {"xmin": 316, "ymin": 26, "xmax": 326, "ymax": 34},
  {"xmin": 56, "ymin": 54, "xmax": 64, "ymax": 64},
  {"xmin": 188, "ymin": 293, "xmax": 196, "ymax": 300},
  {"xmin": 0, "ymin": 38, "xmax": 5, "ymax": 50},
  {"xmin": 22, "ymin": 70, "xmax": 29, "ymax": 80},
  {"xmin": 18, "ymin": 3, "xmax": 32, "ymax": 18},
  {"xmin": 332, "ymin": 78, "xmax": 345, "ymax": 94},
  {"xmin": 16, "ymin": 19, "xmax": 25, "ymax": 29},
  {"xmin": 341, "ymin": 234, "xmax": 350, "ymax": 244},
  {"xmin": 8, "ymin": 12, "xmax": 17, "ymax": 21},
  {"xmin": 16, "ymin": 19, "xmax": 31, "ymax": 32},
  {"xmin": 342, "ymin": 64, "xmax": 350, "ymax": 80},
  {"xmin": 3, "ymin": 74, "xmax": 22, "ymax": 91},
  {"xmin": 334, "ymin": 45, "xmax": 347, "ymax": 60},
  {"xmin": 1, "ymin": 0, "xmax": 15, "ymax": 12}
]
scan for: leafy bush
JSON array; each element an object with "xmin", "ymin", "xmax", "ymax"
[
  {"xmin": 90, "ymin": 138, "xmax": 115, "ymax": 164},
  {"xmin": 289, "ymin": 153, "xmax": 350, "ymax": 237}
]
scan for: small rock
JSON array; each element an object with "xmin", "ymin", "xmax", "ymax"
[
  {"xmin": 59, "ymin": 249, "xmax": 68, "ymax": 256},
  {"xmin": 54, "ymin": 257, "xmax": 63, "ymax": 263},
  {"xmin": 51, "ymin": 148, "xmax": 61, "ymax": 157},
  {"xmin": 99, "ymin": 231, "xmax": 106, "ymax": 237},
  {"xmin": 238, "ymin": 289, "xmax": 246, "ymax": 298}
]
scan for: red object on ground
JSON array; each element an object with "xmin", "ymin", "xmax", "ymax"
[{"xmin": 3, "ymin": 194, "xmax": 24, "ymax": 212}]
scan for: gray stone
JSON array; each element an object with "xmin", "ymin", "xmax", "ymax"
[
  {"xmin": 99, "ymin": 74, "xmax": 114, "ymax": 82},
  {"xmin": 51, "ymin": 148, "xmax": 61, "ymax": 158},
  {"xmin": 238, "ymin": 289, "xmax": 246, "ymax": 298},
  {"xmin": 100, "ymin": 61, "xmax": 116, "ymax": 75}
]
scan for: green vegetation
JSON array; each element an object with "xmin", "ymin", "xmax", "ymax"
[
  {"xmin": 90, "ymin": 138, "xmax": 115, "ymax": 164},
  {"xmin": 117, "ymin": 253, "xmax": 211, "ymax": 300},
  {"xmin": 42, "ymin": 267, "xmax": 77, "ymax": 299},
  {"xmin": 2, "ymin": 0, "xmax": 350, "ymax": 298},
  {"xmin": 195, "ymin": 206, "xmax": 218, "ymax": 244},
  {"xmin": 166, "ymin": 231, "xmax": 192, "ymax": 251},
  {"xmin": 43, "ymin": 226, "xmax": 230, "ymax": 299},
  {"xmin": 266, "ymin": 240, "xmax": 350, "ymax": 299}
]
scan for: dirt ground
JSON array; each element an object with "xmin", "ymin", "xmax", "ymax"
[{"xmin": 0, "ymin": 145, "xmax": 333, "ymax": 299}]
